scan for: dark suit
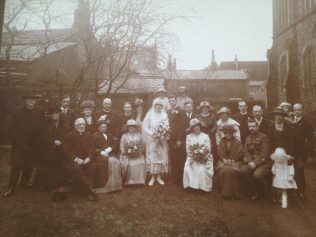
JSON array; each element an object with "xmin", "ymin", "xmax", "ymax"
[
  {"xmin": 7, "ymin": 105, "xmax": 43, "ymax": 189},
  {"xmin": 59, "ymin": 107, "xmax": 76, "ymax": 133},
  {"xmin": 167, "ymin": 107, "xmax": 182, "ymax": 182},
  {"xmin": 64, "ymin": 130, "xmax": 96, "ymax": 194},
  {"xmin": 256, "ymin": 117, "xmax": 271, "ymax": 135},
  {"xmin": 292, "ymin": 116, "xmax": 315, "ymax": 193},
  {"xmin": 233, "ymin": 112, "xmax": 250, "ymax": 144},
  {"xmin": 37, "ymin": 119, "xmax": 69, "ymax": 188},
  {"xmin": 174, "ymin": 111, "xmax": 197, "ymax": 181},
  {"xmin": 91, "ymin": 131, "xmax": 116, "ymax": 187}
]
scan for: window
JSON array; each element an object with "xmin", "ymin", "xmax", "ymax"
[
  {"xmin": 280, "ymin": 54, "xmax": 288, "ymax": 86},
  {"xmin": 303, "ymin": 46, "xmax": 316, "ymax": 84}
]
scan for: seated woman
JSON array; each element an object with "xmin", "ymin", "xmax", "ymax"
[
  {"xmin": 183, "ymin": 118, "xmax": 214, "ymax": 192},
  {"xmin": 217, "ymin": 124, "xmax": 244, "ymax": 200},
  {"xmin": 91, "ymin": 118, "xmax": 122, "ymax": 193},
  {"xmin": 120, "ymin": 119, "xmax": 146, "ymax": 185}
]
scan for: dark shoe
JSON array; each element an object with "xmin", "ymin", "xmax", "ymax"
[
  {"xmin": 3, "ymin": 189, "xmax": 14, "ymax": 198},
  {"xmin": 51, "ymin": 192, "xmax": 67, "ymax": 202},
  {"xmin": 20, "ymin": 183, "xmax": 33, "ymax": 189}
]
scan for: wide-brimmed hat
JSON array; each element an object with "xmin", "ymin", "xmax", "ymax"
[
  {"xmin": 178, "ymin": 86, "xmax": 187, "ymax": 92},
  {"xmin": 187, "ymin": 118, "xmax": 201, "ymax": 132},
  {"xmin": 48, "ymin": 105, "xmax": 60, "ymax": 114},
  {"xmin": 197, "ymin": 101, "xmax": 214, "ymax": 110},
  {"xmin": 97, "ymin": 115, "xmax": 110, "ymax": 126},
  {"xmin": 22, "ymin": 93, "xmax": 41, "ymax": 99},
  {"xmin": 126, "ymin": 119, "xmax": 137, "ymax": 127},
  {"xmin": 279, "ymin": 102, "xmax": 291, "ymax": 108},
  {"xmin": 269, "ymin": 107, "xmax": 288, "ymax": 116},
  {"xmin": 217, "ymin": 107, "xmax": 231, "ymax": 114},
  {"xmin": 220, "ymin": 124, "xmax": 236, "ymax": 133},
  {"xmin": 271, "ymin": 147, "xmax": 293, "ymax": 162},
  {"xmin": 156, "ymin": 87, "xmax": 167, "ymax": 93},
  {"xmin": 80, "ymin": 100, "xmax": 95, "ymax": 108}
]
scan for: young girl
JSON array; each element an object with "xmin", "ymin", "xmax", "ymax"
[{"xmin": 271, "ymin": 147, "xmax": 297, "ymax": 208}]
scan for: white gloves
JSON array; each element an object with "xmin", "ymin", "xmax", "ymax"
[
  {"xmin": 101, "ymin": 147, "xmax": 112, "ymax": 157},
  {"xmin": 84, "ymin": 157, "xmax": 91, "ymax": 164},
  {"xmin": 54, "ymin": 140, "xmax": 62, "ymax": 146},
  {"xmin": 74, "ymin": 157, "xmax": 90, "ymax": 165},
  {"xmin": 74, "ymin": 158, "xmax": 84, "ymax": 165},
  {"xmin": 288, "ymin": 176, "xmax": 294, "ymax": 183}
]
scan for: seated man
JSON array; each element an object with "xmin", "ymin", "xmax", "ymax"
[
  {"xmin": 239, "ymin": 118, "xmax": 271, "ymax": 200},
  {"xmin": 64, "ymin": 118, "xmax": 98, "ymax": 201}
]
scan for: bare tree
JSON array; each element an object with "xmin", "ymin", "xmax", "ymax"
[{"xmin": 71, "ymin": 0, "xmax": 188, "ymax": 96}]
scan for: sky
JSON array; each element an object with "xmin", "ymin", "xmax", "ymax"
[{"xmin": 5, "ymin": 0, "xmax": 273, "ymax": 70}]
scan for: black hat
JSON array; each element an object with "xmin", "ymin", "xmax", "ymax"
[
  {"xmin": 269, "ymin": 107, "xmax": 288, "ymax": 116},
  {"xmin": 22, "ymin": 93, "xmax": 41, "ymax": 99}
]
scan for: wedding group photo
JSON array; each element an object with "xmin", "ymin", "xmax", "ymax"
[{"xmin": 0, "ymin": 0, "xmax": 316, "ymax": 237}]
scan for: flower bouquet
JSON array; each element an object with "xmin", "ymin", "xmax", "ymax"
[
  {"xmin": 124, "ymin": 141, "xmax": 142, "ymax": 159},
  {"xmin": 190, "ymin": 143, "xmax": 209, "ymax": 163},
  {"xmin": 152, "ymin": 119, "xmax": 171, "ymax": 146}
]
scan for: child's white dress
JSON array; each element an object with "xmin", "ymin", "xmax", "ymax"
[{"xmin": 272, "ymin": 162, "xmax": 297, "ymax": 189}]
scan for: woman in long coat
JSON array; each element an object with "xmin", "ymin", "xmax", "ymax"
[
  {"xmin": 183, "ymin": 118, "xmax": 214, "ymax": 192},
  {"xmin": 91, "ymin": 119, "xmax": 123, "ymax": 193},
  {"xmin": 217, "ymin": 124, "xmax": 244, "ymax": 199},
  {"xmin": 120, "ymin": 119, "xmax": 146, "ymax": 185}
]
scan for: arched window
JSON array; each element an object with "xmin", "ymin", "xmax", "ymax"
[
  {"xmin": 303, "ymin": 46, "xmax": 316, "ymax": 84},
  {"xmin": 280, "ymin": 54, "xmax": 288, "ymax": 85}
]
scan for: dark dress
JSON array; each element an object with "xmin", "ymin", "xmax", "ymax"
[{"xmin": 217, "ymin": 137, "xmax": 244, "ymax": 198}]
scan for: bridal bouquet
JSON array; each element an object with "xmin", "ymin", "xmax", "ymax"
[
  {"xmin": 190, "ymin": 143, "xmax": 210, "ymax": 163},
  {"xmin": 152, "ymin": 119, "xmax": 171, "ymax": 142},
  {"xmin": 124, "ymin": 141, "xmax": 142, "ymax": 159}
]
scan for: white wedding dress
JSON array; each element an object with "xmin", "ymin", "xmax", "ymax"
[
  {"xmin": 142, "ymin": 103, "xmax": 169, "ymax": 174},
  {"xmin": 183, "ymin": 132, "xmax": 214, "ymax": 192}
]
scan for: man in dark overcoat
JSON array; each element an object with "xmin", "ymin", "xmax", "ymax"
[
  {"xmin": 176, "ymin": 101, "xmax": 197, "ymax": 180},
  {"xmin": 167, "ymin": 94, "xmax": 182, "ymax": 183},
  {"xmin": 3, "ymin": 94, "xmax": 43, "ymax": 197},
  {"xmin": 233, "ymin": 101, "xmax": 250, "ymax": 144},
  {"xmin": 59, "ymin": 95, "xmax": 76, "ymax": 133},
  {"xmin": 292, "ymin": 103, "xmax": 315, "ymax": 198},
  {"xmin": 252, "ymin": 105, "xmax": 271, "ymax": 135}
]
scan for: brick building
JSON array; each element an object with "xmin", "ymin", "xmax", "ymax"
[{"xmin": 267, "ymin": 0, "xmax": 316, "ymax": 113}]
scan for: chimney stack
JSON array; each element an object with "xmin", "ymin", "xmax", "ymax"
[{"xmin": 234, "ymin": 54, "xmax": 239, "ymax": 70}]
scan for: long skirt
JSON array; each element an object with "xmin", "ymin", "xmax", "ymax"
[
  {"xmin": 218, "ymin": 165, "xmax": 242, "ymax": 198},
  {"xmin": 146, "ymin": 137, "xmax": 168, "ymax": 174},
  {"xmin": 183, "ymin": 159, "xmax": 213, "ymax": 192},
  {"xmin": 120, "ymin": 155, "xmax": 146, "ymax": 185},
  {"xmin": 94, "ymin": 157, "xmax": 123, "ymax": 193}
]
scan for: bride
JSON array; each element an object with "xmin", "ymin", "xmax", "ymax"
[{"xmin": 142, "ymin": 99, "xmax": 170, "ymax": 186}]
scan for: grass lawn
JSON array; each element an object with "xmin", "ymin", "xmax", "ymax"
[{"xmin": 1, "ymin": 148, "xmax": 316, "ymax": 237}]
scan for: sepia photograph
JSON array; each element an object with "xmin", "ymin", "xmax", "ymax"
[{"xmin": 0, "ymin": 0, "xmax": 315, "ymax": 236}]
